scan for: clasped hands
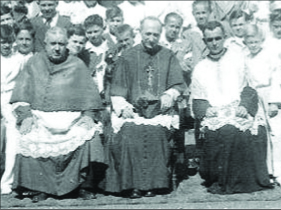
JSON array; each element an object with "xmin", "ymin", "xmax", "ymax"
[
  {"xmin": 206, "ymin": 106, "xmax": 248, "ymax": 118},
  {"xmin": 121, "ymin": 94, "xmax": 174, "ymax": 119}
]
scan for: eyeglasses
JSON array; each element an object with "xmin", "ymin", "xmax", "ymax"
[{"xmin": 205, "ymin": 36, "xmax": 223, "ymax": 43}]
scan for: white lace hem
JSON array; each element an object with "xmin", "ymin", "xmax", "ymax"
[
  {"xmin": 111, "ymin": 112, "xmax": 179, "ymax": 133},
  {"xmin": 201, "ymin": 102, "xmax": 266, "ymax": 135},
  {"xmin": 18, "ymin": 111, "xmax": 103, "ymax": 158}
]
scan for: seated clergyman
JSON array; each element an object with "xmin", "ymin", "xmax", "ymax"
[{"xmin": 10, "ymin": 26, "xmax": 107, "ymax": 202}]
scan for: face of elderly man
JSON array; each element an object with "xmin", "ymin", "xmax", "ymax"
[
  {"xmin": 45, "ymin": 31, "xmax": 68, "ymax": 62},
  {"xmin": 141, "ymin": 19, "xmax": 162, "ymax": 49},
  {"xmin": 204, "ymin": 26, "xmax": 226, "ymax": 55}
]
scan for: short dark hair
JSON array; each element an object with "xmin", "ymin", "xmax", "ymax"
[
  {"xmin": 37, "ymin": 0, "xmax": 58, "ymax": 4},
  {"xmin": 0, "ymin": 24, "xmax": 15, "ymax": 43},
  {"xmin": 67, "ymin": 24, "xmax": 85, "ymax": 38},
  {"xmin": 270, "ymin": 10, "xmax": 281, "ymax": 24},
  {"xmin": 164, "ymin": 12, "xmax": 183, "ymax": 26},
  {"xmin": 84, "ymin": 14, "xmax": 104, "ymax": 29},
  {"xmin": 229, "ymin": 9, "xmax": 251, "ymax": 23},
  {"xmin": 13, "ymin": 4, "xmax": 28, "ymax": 15},
  {"xmin": 115, "ymin": 24, "xmax": 135, "ymax": 38},
  {"xmin": 203, "ymin": 21, "xmax": 225, "ymax": 37},
  {"xmin": 192, "ymin": 0, "xmax": 212, "ymax": 13},
  {"xmin": 106, "ymin": 5, "xmax": 123, "ymax": 20},
  {"xmin": 14, "ymin": 19, "xmax": 35, "ymax": 39},
  {"xmin": 0, "ymin": 5, "xmax": 13, "ymax": 17}
]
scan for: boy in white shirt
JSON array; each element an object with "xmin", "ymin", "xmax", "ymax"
[{"xmin": 244, "ymin": 24, "xmax": 281, "ymax": 186}]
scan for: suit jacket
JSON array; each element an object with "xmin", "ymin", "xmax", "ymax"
[
  {"xmin": 31, "ymin": 15, "xmax": 72, "ymax": 52},
  {"xmin": 103, "ymin": 33, "xmax": 116, "ymax": 50}
]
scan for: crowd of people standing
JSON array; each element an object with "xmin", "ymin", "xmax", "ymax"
[{"xmin": 1, "ymin": 0, "xmax": 281, "ymax": 203}]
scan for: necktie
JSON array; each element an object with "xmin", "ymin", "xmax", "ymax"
[{"xmin": 45, "ymin": 18, "xmax": 52, "ymax": 28}]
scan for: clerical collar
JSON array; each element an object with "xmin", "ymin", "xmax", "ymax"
[
  {"xmin": 141, "ymin": 42, "xmax": 161, "ymax": 56},
  {"xmin": 207, "ymin": 48, "xmax": 227, "ymax": 62}
]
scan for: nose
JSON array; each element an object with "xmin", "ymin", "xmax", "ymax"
[
  {"xmin": 212, "ymin": 39, "xmax": 218, "ymax": 45},
  {"xmin": 54, "ymin": 44, "xmax": 60, "ymax": 51},
  {"xmin": 22, "ymin": 39, "xmax": 28, "ymax": 45},
  {"xmin": 199, "ymin": 13, "xmax": 204, "ymax": 19},
  {"xmin": 45, "ymin": 6, "xmax": 51, "ymax": 10},
  {"xmin": 148, "ymin": 35, "xmax": 155, "ymax": 42}
]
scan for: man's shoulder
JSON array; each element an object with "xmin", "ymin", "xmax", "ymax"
[
  {"xmin": 57, "ymin": 15, "xmax": 72, "ymax": 27},
  {"xmin": 182, "ymin": 27, "xmax": 202, "ymax": 39},
  {"xmin": 120, "ymin": 44, "xmax": 141, "ymax": 58},
  {"xmin": 68, "ymin": 54, "xmax": 87, "ymax": 67},
  {"xmin": 30, "ymin": 16, "xmax": 43, "ymax": 26}
]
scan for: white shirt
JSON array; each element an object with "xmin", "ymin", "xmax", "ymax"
[
  {"xmin": 246, "ymin": 47, "xmax": 281, "ymax": 105},
  {"xmin": 1, "ymin": 52, "xmax": 33, "ymax": 104},
  {"xmin": 191, "ymin": 48, "xmax": 246, "ymax": 107},
  {"xmin": 85, "ymin": 40, "xmax": 109, "ymax": 93},
  {"xmin": 56, "ymin": 1, "xmax": 87, "ymax": 24},
  {"xmin": 224, "ymin": 36, "xmax": 249, "ymax": 55},
  {"xmin": 40, "ymin": 12, "xmax": 59, "ymax": 28}
]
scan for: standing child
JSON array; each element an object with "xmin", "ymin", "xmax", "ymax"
[
  {"xmin": 1, "ymin": 23, "xmax": 34, "ymax": 194},
  {"xmin": 103, "ymin": 6, "xmax": 124, "ymax": 48},
  {"xmin": 244, "ymin": 24, "xmax": 281, "ymax": 186},
  {"xmin": 84, "ymin": 14, "xmax": 109, "ymax": 95},
  {"xmin": 225, "ymin": 9, "xmax": 251, "ymax": 53}
]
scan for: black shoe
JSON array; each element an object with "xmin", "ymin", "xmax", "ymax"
[
  {"xmin": 22, "ymin": 190, "xmax": 40, "ymax": 197},
  {"xmin": 130, "ymin": 189, "xmax": 142, "ymax": 199},
  {"xmin": 32, "ymin": 192, "xmax": 48, "ymax": 203},
  {"xmin": 144, "ymin": 191, "xmax": 156, "ymax": 197},
  {"xmin": 79, "ymin": 189, "xmax": 96, "ymax": 200}
]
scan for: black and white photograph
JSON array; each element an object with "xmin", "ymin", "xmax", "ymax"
[{"xmin": 1, "ymin": 0, "xmax": 281, "ymax": 209}]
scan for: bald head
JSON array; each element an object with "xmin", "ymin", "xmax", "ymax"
[
  {"xmin": 140, "ymin": 16, "xmax": 162, "ymax": 49},
  {"xmin": 140, "ymin": 16, "xmax": 162, "ymax": 32},
  {"xmin": 44, "ymin": 26, "xmax": 67, "ymax": 43}
]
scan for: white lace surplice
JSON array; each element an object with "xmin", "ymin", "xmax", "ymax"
[{"xmin": 18, "ymin": 110, "xmax": 103, "ymax": 159}]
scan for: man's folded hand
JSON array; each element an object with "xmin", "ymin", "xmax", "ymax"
[
  {"xmin": 235, "ymin": 106, "xmax": 248, "ymax": 118},
  {"xmin": 161, "ymin": 94, "xmax": 173, "ymax": 110},
  {"xmin": 19, "ymin": 117, "xmax": 33, "ymax": 135},
  {"xmin": 206, "ymin": 107, "xmax": 217, "ymax": 118},
  {"xmin": 77, "ymin": 115, "xmax": 95, "ymax": 130},
  {"xmin": 121, "ymin": 106, "xmax": 134, "ymax": 119}
]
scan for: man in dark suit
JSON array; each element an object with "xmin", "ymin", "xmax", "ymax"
[{"xmin": 30, "ymin": 0, "xmax": 72, "ymax": 52}]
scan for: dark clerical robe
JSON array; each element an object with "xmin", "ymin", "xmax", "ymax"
[
  {"xmin": 10, "ymin": 52, "xmax": 106, "ymax": 196},
  {"xmin": 190, "ymin": 49, "xmax": 272, "ymax": 194},
  {"xmin": 104, "ymin": 44, "xmax": 186, "ymax": 193}
]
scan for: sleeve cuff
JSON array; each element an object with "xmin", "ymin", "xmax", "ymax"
[
  {"xmin": 111, "ymin": 96, "xmax": 134, "ymax": 117},
  {"xmin": 164, "ymin": 88, "xmax": 181, "ymax": 101}
]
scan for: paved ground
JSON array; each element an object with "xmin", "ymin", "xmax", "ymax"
[
  {"xmin": 3, "ymin": 201, "xmax": 281, "ymax": 209},
  {"xmin": 1, "ymin": 174, "xmax": 281, "ymax": 209}
]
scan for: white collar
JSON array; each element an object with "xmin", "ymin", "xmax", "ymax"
[
  {"xmin": 85, "ymin": 40, "xmax": 109, "ymax": 55},
  {"xmin": 40, "ymin": 11, "xmax": 59, "ymax": 27},
  {"xmin": 160, "ymin": 32, "xmax": 182, "ymax": 49}
]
